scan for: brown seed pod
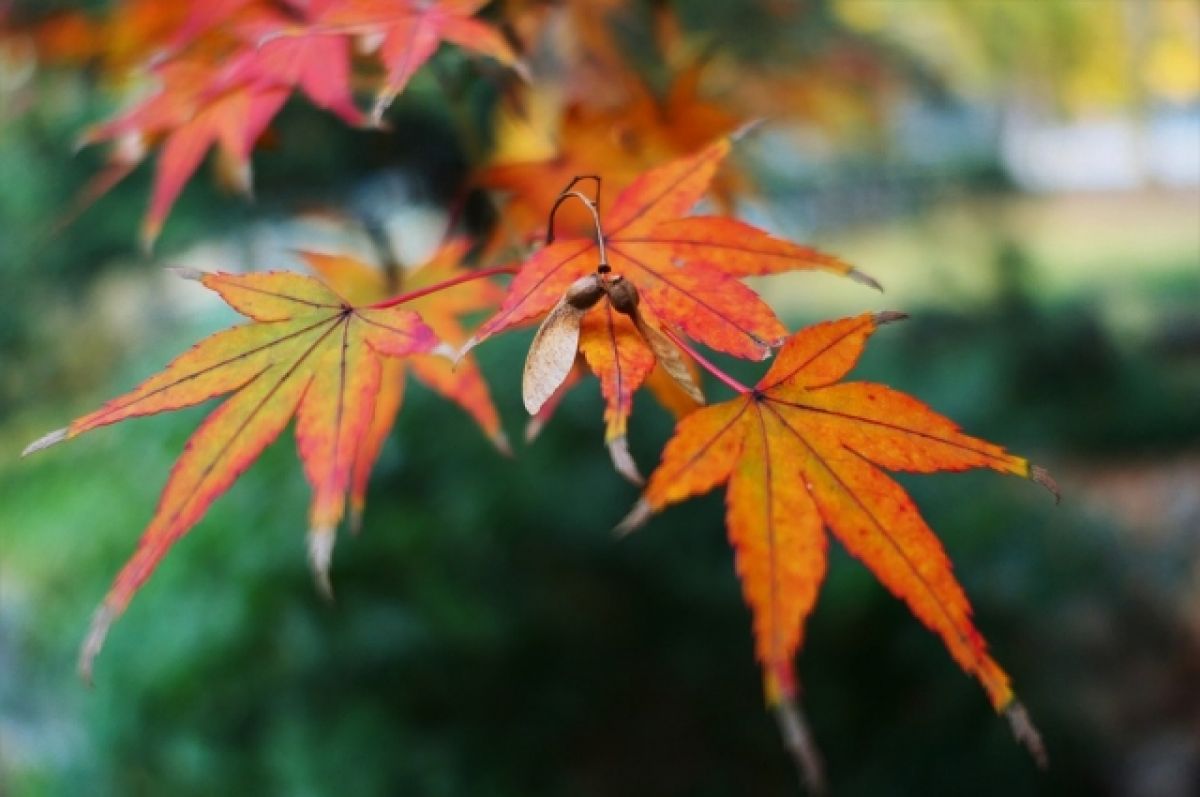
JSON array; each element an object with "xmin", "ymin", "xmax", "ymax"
[
  {"xmin": 566, "ymin": 273, "xmax": 607, "ymax": 310},
  {"xmin": 605, "ymin": 276, "xmax": 640, "ymax": 315},
  {"xmin": 606, "ymin": 275, "xmax": 703, "ymax": 405}
]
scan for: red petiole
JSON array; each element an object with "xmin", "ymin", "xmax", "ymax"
[
  {"xmin": 369, "ymin": 265, "xmax": 518, "ymax": 309},
  {"xmin": 660, "ymin": 325, "xmax": 751, "ymax": 396}
]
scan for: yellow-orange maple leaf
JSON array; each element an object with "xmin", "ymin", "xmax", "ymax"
[
  {"xmin": 301, "ymin": 242, "xmax": 510, "ymax": 525},
  {"xmin": 23, "ymin": 269, "xmax": 446, "ymax": 680},
  {"xmin": 619, "ymin": 312, "xmax": 1057, "ymax": 766}
]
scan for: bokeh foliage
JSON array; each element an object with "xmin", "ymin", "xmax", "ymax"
[{"xmin": 2, "ymin": 1, "xmax": 1199, "ymax": 795}]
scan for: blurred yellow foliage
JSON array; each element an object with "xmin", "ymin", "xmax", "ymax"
[{"xmin": 833, "ymin": 0, "xmax": 1200, "ymax": 113}]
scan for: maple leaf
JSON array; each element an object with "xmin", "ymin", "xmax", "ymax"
[
  {"xmin": 81, "ymin": 2, "xmax": 364, "ymax": 247},
  {"xmin": 466, "ymin": 138, "xmax": 877, "ymax": 362},
  {"xmin": 74, "ymin": 0, "xmax": 525, "ymax": 246},
  {"xmin": 480, "ymin": 60, "xmax": 745, "ymax": 249},
  {"xmin": 618, "ymin": 312, "xmax": 1058, "ymax": 776},
  {"xmin": 22, "ymin": 268, "xmax": 446, "ymax": 680},
  {"xmin": 31, "ymin": 1, "xmax": 189, "ymax": 70},
  {"xmin": 301, "ymin": 241, "xmax": 510, "ymax": 524},
  {"xmin": 302, "ymin": 0, "xmax": 524, "ymax": 122},
  {"xmin": 479, "ymin": 0, "xmax": 749, "ymax": 251},
  {"xmin": 470, "ymin": 139, "xmax": 875, "ymax": 479}
]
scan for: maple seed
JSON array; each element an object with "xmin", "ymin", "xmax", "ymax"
[
  {"xmin": 566, "ymin": 275, "xmax": 607, "ymax": 309},
  {"xmin": 604, "ymin": 277, "xmax": 704, "ymax": 405},
  {"xmin": 523, "ymin": 275, "xmax": 604, "ymax": 414},
  {"xmin": 605, "ymin": 276, "xmax": 639, "ymax": 314},
  {"xmin": 631, "ymin": 318, "xmax": 705, "ymax": 405}
]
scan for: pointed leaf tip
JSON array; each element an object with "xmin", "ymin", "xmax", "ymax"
[
  {"xmin": 78, "ymin": 603, "xmax": 117, "ymax": 686},
  {"xmin": 1030, "ymin": 465, "xmax": 1060, "ymax": 503},
  {"xmin": 491, "ymin": 430, "xmax": 514, "ymax": 458},
  {"xmin": 731, "ymin": 118, "xmax": 765, "ymax": 142},
  {"xmin": 454, "ymin": 335, "xmax": 480, "ymax": 367},
  {"xmin": 774, "ymin": 697, "xmax": 827, "ymax": 796},
  {"xmin": 430, "ymin": 342, "xmax": 458, "ymax": 364},
  {"xmin": 524, "ymin": 416, "xmax": 546, "ymax": 445},
  {"xmin": 166, "ymin": 266, "xmax": 205, "ymax": 282},
  {"xmin": 608, "ymin": 436, "xmax": 645, "ymax": 486},
  {"xmin": 22, "ymin": 428, "xmax": 68, "ymax": 457},
  {"xmin": 369, "ymin": 92, "xmax": 395, "ymax": 127},
  {"xmin": 1005, "ymin": 701, "xmax": 1048, "ymax": 769},
  {"xmin": 614, "ymin": 498, "xmax": 652, "ymax": 537},
  {"xmin": 850, "ymin": 268, "xmax": 883, "ymax": 292},
  {"xmin": 873, "ymin": 310, "xmax": 908, "ymax": 327},
  {"xmin": 307, "ymin": 527, "xmax": 336, "ymax": 601},
  {"xmin": 140, "ymin": 221, "xmax": 162, "ymax": 255}
]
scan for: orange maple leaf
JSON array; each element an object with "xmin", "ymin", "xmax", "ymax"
[
  {"xmin": 467, "ymin": 138, "xmax": 875, "ymax": 360},
  {"xmin": 31, "ymin": 1, "xmax": 190, "ymax": 70},
  {"xmin": 23, "ymin": 268, "xmax": 447, "ymax": 680},
  {"xmin": 470, "ymin": 138, "xmax": 875, "ymax": 478},
  {"xmin": 480, "ymin": 60, "xmax": 744, "ymax": 249},
  {"xmin": 618, "ymin": 312, "xmax": 1058, "ymax": 777},
  {"xmin": 300, "ymin": 241, "xmax": 511, "ymax": 520},
  {"xmin": 480, "ymin": 0, "xmax": 749, "ymax": 251}
]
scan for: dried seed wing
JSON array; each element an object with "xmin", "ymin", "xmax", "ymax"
[
  {"xmin": 523, "ymin": 274, "xmax": 605, "ymax": 414},
  {"xmin": 523, "ymin": 299, "xmax": 586, "ymax": 414},
  {"xmin": 633, "ymin": 312, "xmax": 704, "ymax": 404}
]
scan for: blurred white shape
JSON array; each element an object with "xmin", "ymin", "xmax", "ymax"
[
  {"xmin": 1146, "ymin": 111, "xmax": 1200, "ymax": 188},
  {"xmin": 1002, "ymin": 109, "xmax": 1200, "ymax": 192}
]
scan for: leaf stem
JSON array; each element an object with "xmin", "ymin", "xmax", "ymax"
[
  {"xmin": 369, "ymin": 265, "xmax": 517, "ymax": 309},
  {"xmin": 660, "ymin": 326, "xmax": 750, "ymax": 395},
  {"xmin": 544, "ymin": 176, "xmax": 602, "ymax": 245}
]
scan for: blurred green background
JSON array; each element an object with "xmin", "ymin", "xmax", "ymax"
[{"xmin": 2, "ymin": 1, "xmax": 1199, "ymax": 796}]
